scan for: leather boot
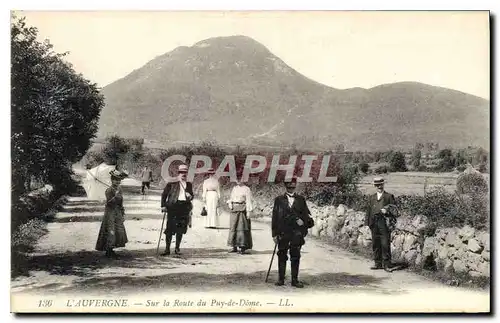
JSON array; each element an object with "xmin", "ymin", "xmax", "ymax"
[
  {"xmin": 275, "ymin": 259, "xmax": 286, "ymax": 286},
  {"xmin": 161, "ymin": 234, "xmax": 171, "ymax": 256},
  {"xmin": 174, "ymin": 233, "xmax": 183, "ymax": 255},
  {"xmin": 291, "ymin": 260, "xmax": 304, "ymax": 288}
]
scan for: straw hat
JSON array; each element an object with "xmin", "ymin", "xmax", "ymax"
[
  {"xmin": 373, "ymin": 177, "xmax": 385, "ymax": 185},
  {"xmin": 110, "ymin": 169, "xmax": 128, "ymax": 181}
]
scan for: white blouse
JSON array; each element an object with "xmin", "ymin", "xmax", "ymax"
[
  {"xmin": 228, "ymin": 184, "xmax": 254, "ymax": 212},
  {"xmin": 202, "ymin": 177, "xmax": 221, "ymax": 201}
]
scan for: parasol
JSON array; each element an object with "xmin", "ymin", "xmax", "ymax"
[{"xmin": 82, "ymin": 163, "xmax": 116, "ymax": 201}]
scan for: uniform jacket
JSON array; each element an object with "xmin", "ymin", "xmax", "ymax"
[
  {"xmin": 161, "ymin": 180, "xmax": 194, "ymax": 209},
  {"xmin": 272, "ymin": 193, "xmax": 315, "ymax": 238},
  {"xmin": 364, "ymin": 191, "xmax": 397, "ymax": 227}
]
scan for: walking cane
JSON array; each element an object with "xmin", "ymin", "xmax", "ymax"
[
  {"xmin": 265, "ymin": 241, "xmax": 278, "ymax": 283},
  {"xmin": 156, "ymin": 211, "xmax": 167, "ymax": 257}
]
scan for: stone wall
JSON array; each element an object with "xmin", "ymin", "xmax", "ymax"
[{"xmin": 253, "ymin": 197, "xmax": 490, "ymax": 279}]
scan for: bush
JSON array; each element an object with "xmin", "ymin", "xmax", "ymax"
[
  {"xmin": 416, "ymin": 165, "xmax": 428, "ymax": 172},
  {"xmin": 374, "ymin": 165, "xmax": 389, "ymax": 174},
  {"xmin": 478, "ymin": 163, "xmax": 488, "ymax": 173},
  {"xmin": 359, "ymin": 162, "xmax": 369, "ymax": 173},
  {"xmin": 12, "ymin": 218, "xmax": 48, "ymax": 252},
  {"xmin": 304, "ymin": 163, "xmax": 362, "ymax": 208},
  {"xmin": 456, "ymin": 173, "xmax": 489, "ymax": 195},
  {"xmin": 390, "ymin": 151, "xmax": 407, "ymax": 172},
  {"xmin": 396, "ymin": 187, "xmax": 489, "ymax": 230}
]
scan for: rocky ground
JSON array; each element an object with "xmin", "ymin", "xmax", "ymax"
[{"xmin": 11, "ymin": 180, "xmax": 490, "ymax": 313}]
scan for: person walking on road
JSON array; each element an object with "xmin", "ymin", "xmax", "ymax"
[
  {"xmin": 227, "ymin": 171, "xmax": 254, "ymax": 254},
  {"xmin": 140, "ymin": 166, "xmax": 153, "ymax": 195},
  {"xmin": 271, "ymin": 177, "xmax": 315, "ymax": 288},
  {"xmin": 95, "ymin": 169, "xmax": 129, "ymax": 258},
  {"xmin": 202, "ymin": 168, "xmax": 221, "ymax": 229},
  {"xmin": 160, "ymin": 164, "xmax": 194, "ymax": 256}
]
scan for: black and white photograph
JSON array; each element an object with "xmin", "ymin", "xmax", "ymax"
[{"xmin": 9, "ymin": 10, "xmax": 490, "ymax": 313}]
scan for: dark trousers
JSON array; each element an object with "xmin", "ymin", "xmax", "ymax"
[
  {"xmin": 370, "ymin": 215, "xmax": 392, "ymax": 266},
  {"xmin": 277, "ymin": 232, "xmax": 303, "ymax": 282},
  {"xmin": 141, "ymin": 182, "xmax": 150, "ymax": 194},
  {"xmin": 164, "ymin": 232, "xmax": 183, "ymax": 251},
  {"xmin": 163, "ymin": 201, "xmax": 191, "ymax": 251}
]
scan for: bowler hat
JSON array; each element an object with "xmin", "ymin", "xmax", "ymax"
[
  {"xmin": 373, "ymin": 177, "xmax": 385, "ymax": 185},
  {"xmin": 284, "ymin": 176, "xmax": 299, "ymax": 186}
]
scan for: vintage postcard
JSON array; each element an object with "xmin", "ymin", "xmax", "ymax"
[{"xmin": 10, "ymin": 10, "xmax": 490, "ymax": 313}]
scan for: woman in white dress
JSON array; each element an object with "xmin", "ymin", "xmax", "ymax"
[{"xmin": 202, "ymin": 168, "xmax": 221, "ymax": 229}]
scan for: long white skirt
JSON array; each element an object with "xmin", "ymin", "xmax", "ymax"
[{"xmin": 204, "ymin": 191, "xmax": 220, "ymax": 228}]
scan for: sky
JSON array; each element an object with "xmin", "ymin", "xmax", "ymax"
[{"xmin": 17, "ymin": 10, "xmax": 490, "ymax": 99}]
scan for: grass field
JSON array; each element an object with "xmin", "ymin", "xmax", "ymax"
[{"xmin": 358, "ymin": 172, "xmax": 489, "ymax": 196}]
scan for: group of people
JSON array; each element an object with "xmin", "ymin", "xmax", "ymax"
[
  {"xmin": 159, "ymin": 166, "xmax": 256, "ymax": 256},
  {"xmin": 95, "ymin": 164, "xmax": 398, "ymax": 287}
]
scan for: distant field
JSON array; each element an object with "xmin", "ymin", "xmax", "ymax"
[{"xmin": 358, "ymin": 172, "xmax": 489, "ymax": 196}]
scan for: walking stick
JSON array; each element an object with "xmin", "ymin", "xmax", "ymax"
[
  {"xmin": 156, "ymin": 211, "xmax": 167, "ymax": 257},
  {"xmin": 265, "ymin": 241, "xmax": 278, "ymax": 283}
]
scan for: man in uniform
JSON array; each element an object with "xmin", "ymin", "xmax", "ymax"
[
  {"xmin": 271, "ymin": 177, "xmax": 315, "ymax": 288},
  {"xmin": 160, "ymin": 164, "xmax": 194, "ymax": 256},
  {"xmin": 364, "ymin": 176, "xmax": 397, "ymax": 271}
]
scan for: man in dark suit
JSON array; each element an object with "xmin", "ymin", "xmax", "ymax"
[
  {"xmin": 364, "ymin": 177, "xmax": 397, "ymax": 271},
  {"xmin": 272, "ymin": 178, "xmax": 315, "ymax": 288},
  {"xmin": 160, "ymin": 164, "xmax": 194, "ymax": 256}
]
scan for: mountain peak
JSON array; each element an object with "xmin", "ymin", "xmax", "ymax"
[
  {"xmin": 98, "ymin": 36, "xmax": 489, "ymax": 150},
  {"xmin": 194, "ymin": 34, "xmax": 259, "ymax": 44}
]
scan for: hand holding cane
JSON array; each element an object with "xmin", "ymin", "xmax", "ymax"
[
  {"xmin": 265, "ymin": 238, "xmax": 279, "ymax": 283},
  {"xmin": 156, "ymin": 210, "xmax": 167, "ymax": 257}
]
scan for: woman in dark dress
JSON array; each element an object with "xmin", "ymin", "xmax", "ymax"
[
  {"xmin": 226, "ymin": 175, "xmax": 254, "ymax": 254},
  {"xmin": 95, "ymin": 170, "xmax": 129, "ymax": 258}
]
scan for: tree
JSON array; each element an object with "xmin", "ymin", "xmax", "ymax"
[
  {"xmin": 390, "ymin": 151, "xmax": 407, "ymax": 172},
  {"xmin": 102, "ymin": 135, "xmax": 131, "ymax": 168},
  {"xmin": 412, "ymin": 149, "xmax": 422, "ymax": 169},
  {"xmin": 437, "ymin": 149, "xmax": 455, "ymax": 171},
  {"xmin": 454, "ymin": 149, "xmax": 467, "ymax": 168},
  {"xmin": 11, "ymin": 14, "xmax": 104, "ymax": 197},
  {"xmin": 335, "ymin": 144, "xmax": 345, "ymax": 154},
  {"xmin": 474, "ymin": 147, "xmax": 489, "ymax": 165}
]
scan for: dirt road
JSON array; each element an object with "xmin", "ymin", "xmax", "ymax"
[{"xmin": 11, "ymin": 180, "xmax": 490, "ymax": 313}]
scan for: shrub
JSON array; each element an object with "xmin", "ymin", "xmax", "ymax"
[
  {"xmin": 374, "ymin": 165, "xmax": 389, "ymax": 174},
  {"xmin": 417, "ymin": 165, "xmax": 428, "ymax": 172},
  {"xmin": 456, "ymin": 173, "xmax": 489, "ymax": 195},
  {"xmin": 390, "ymin": 151, "xmax": 407, "ymax": 172},
  {"xmin": 478, "ymin": 163, "xmax": 488, "ymax": 173},
  {"xmin": 304, "ymin": 163, "xmax": 362, "ymax": 208},
  {"xmin": 83, "ymin": 150, "xmax": 105, "ymax": 168},
  {"xmin": 12, "ymin": 218, "xmax": 48, "ymax": 252},
  {"xmin": 359, "ymin": 162, "xmax": 369, "ymax": 173},
  {"xmin": 396, "ymin": 187, "xmax": 489, "ymax": 231}
]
